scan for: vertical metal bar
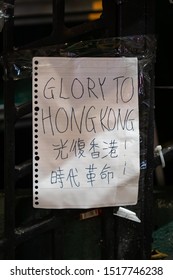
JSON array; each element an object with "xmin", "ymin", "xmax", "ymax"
[
  {"xmin": 144, "ymin": 0, "xmax": 155, "ymax": 34},
  {"xmin": 101, "ymin": 208, "xmax": 116, "ymax": 259},
  {"xmin": 51, "ymin": 213, "xmax": 64, "ymax": 260},
  {"xmin": 51, "ymin": 1, "xmax": 66, "ymax": 260},
  {"xmin": 51, "ymin": 0, "xmax": 65, "ymax": 39},
  {"xmin": 141, "ymin": 61, "xmax": 155, "ymax": 260},
  {"xmin": 140, "ymin": 0, "xmax": 155, "ymax": 259},
  {"xmin": 2, "ymin": 0, "xmax": 15, "ymax": 51},
  {"xmin": 115, "ymin": 0, "xmax": 123, "ymax": 37},
  {"xmin": 102, "ymin": 0, "xmax": 117, "ymax": 36},
  {"xmin": 3, "ymin": 0, "xmax": 16, "ymax": 259}
]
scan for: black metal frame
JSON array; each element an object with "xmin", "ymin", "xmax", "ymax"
[{"xmin": 1, "ymin": 0, "xmax": 155, "ymax": 259}]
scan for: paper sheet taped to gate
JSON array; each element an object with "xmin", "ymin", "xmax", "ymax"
[{"xmin": 32, "ymin": 57, "xmax": 139, "ymax": 209}]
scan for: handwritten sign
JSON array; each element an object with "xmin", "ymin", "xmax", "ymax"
[{"xmin": 32, "ymin": 57, "xmax": 139, "ymax": 209}]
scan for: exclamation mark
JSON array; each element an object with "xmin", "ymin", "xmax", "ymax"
[
  {"xmin": 123, "ymin": 140, "xmax": 127, "ymax": 175},
  {"xmin": 124, "ymin": 140, "xmax": 127, "ymax": 150},
  {"xmin": 123, "ymin": 161, "xmax": 127, "ymax": 175}
]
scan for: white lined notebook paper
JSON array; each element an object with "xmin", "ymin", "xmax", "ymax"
[{"xmin": 32, "ymin": 57, "xmax": 139, "ymax": 209}]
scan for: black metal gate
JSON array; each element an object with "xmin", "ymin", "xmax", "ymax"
[{"xmin": 0, "ymin": 0, "xmax": 155, "ymax": 260}]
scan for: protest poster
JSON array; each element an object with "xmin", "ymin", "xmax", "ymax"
[{"xmin": 32, "ymin": 57, "xmax": 139, "ymax": 208}]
